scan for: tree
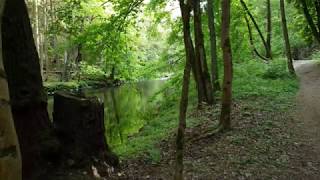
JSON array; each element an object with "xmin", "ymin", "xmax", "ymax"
[
  {"xmin": 240, "ymin": 0, "xmax": 271, "ymax": 61},
  {"xmin": 280, "ymin": 0, "xmax": 295, "ymax": 75},
  {"xmin": 207, "ymin": 0, "xmax": 221, "ymax": 92},
  {"xmin": 219, "ymin": 0, "xmax": 233, "ymax": 130},
  {"xmin": 193, "ymin": 0, "xmax": 214, "ymax": 105},
  {"xmin": 266, "ymin": 0, "xmax": 272, "ymax": 59},
  {"xmin": 2, "ymin": 0, "xmax": 55, "ymax": 178},
  {"xmin": 299, "ymin": 0, "xmax": 320, "ymax": 43},
  {"xmin": 0, "ymin": 1, "xmax": 22, "ymax": 179},
  {"xmin": 175, "ymin": 0, "xmax": 193, "ymax": 179}
]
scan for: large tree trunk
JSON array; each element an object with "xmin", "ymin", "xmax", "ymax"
[
  {"xmin": 280, "ymin": 0, "xmax": 295, "ymax": 75},
  {"xmin": 193, "ymin": 0, "xmax": 214, "ymax": 105},
  {"xmin": 175, "ymin": 1, "xmax": 193, "ymax": 179},
  {"xmin": 266, "ymin": 0, "xmax": 272, "ymax": 59},
  {"xmin": 0, "ymin": 1, "xmax": 22, "ymax": 179},
  {"xmin": 2, "ymin": 0, "xmax": 55, "ymax": 179},
  {"xmin": 300, "ymin": 0, "xmax": 320, "ymax": 43},
  {"xmin": 53, "ymin": 92, "xmax": 119, "ymax": 167},
  {"xmin": 207, "ymin": 0, "xmax": 220, "ymax": 93},
  {"xmin": 219, "ymin": 0, "xmax": 233, "ymax": 130}
]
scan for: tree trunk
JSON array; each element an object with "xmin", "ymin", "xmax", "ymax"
[
  {"xmin": 53, "ymin": 92, "xmax": 119, "ymax": 167},
  {"xmin": 175, "ymin": 1, "xmax": 193, "ymax": 179},
  {"xmin": 300, "ymin": 0, "xmax": 320, "ymax": 43},
  {"xmin": 240, "ymin": 0, "xmax": 270, "ymax": 60},
  {"xmin": 315, "ymin": 0, "xmax": 320, "ymax": 33},
  {"xmin": 244, "ymin": 14, "xmax": 269, "ymax": 61},
  {"xmin": 266, "ymin": 0, "xmax": 272, "ymax": 59},
  {"xmin": 63, "ymin": 50, "xmax": 69, "ymax": 81},
  {"xmin": 280, "ymin": 0, "xmax": 295, "ymax": 75},
  {"xmin": 2, "ymin": 0, "xmax": 55, "ymax": 178},
  {"xmin": 219, "ymin": 0, "xmax": 233, "ymax": 130},
  {"xmin": 193, "ymin": 0, "xmax": 214, "ymax": 105},
  {"xmin": 34, "ymin": 0, "xmax": 42, "ymax": 77},
  {"xmin": 207, "ymin": 0, "xmax": 221, "ymax": 92},
  {"xmin": 0, "ymin": 1, "xmax": 22, "ymax": 179}
]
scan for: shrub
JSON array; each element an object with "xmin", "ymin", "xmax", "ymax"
[{"xmin": 262, "ymin": 59, "xmax": 291, "ymax": 79}]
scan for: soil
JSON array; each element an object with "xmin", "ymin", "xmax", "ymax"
[{"xmin": 48, "ymin": 60, "xmax": 320, "ymax": 180}]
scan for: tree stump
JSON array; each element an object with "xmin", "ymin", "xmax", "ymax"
[{"xmin": 53, "ymin": 91, "xmax": 118, "ymax": 167}]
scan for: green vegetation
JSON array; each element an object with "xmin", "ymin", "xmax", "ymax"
[{"xmin": 113, "ymin": 59, "xmax": 298, "ymax": 162}]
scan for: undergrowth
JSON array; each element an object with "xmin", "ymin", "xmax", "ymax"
[{"xmin": 113, "ymin": 59, "xmax": 299, "ymax": 162}]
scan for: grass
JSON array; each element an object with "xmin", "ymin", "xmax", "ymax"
[{"xmin": 112, "ymin": 58, "xmax": 299, "ymax": 162}]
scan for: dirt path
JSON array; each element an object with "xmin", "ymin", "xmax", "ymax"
[
  {"xmin": 295, "ymin": 60, "xmax": 320, "ymax": 151},
  {"xmin": 294, "ymin": 60, "xmax": 320, "ymax": 178}
]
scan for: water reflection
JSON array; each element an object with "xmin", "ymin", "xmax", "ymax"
[{"xmin": 85, "ymin": 80, "xmax": 164, "ymax": 148}]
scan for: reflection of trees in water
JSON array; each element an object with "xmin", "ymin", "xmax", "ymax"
[
  {"xmin": 105, "ymin": 85, "xmax": 144, "ymax": 148},
  {"xmin": 103, "ymin": 81, "xmax": 164, "ymax": 149},
  {"xmin": 110, "ymin": 88, "xmax": 123, "ymax": 144}
]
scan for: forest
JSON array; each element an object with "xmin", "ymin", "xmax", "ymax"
[{"xmin": 1, "ymin": 0, "xmax": 320, "ymax": 179}]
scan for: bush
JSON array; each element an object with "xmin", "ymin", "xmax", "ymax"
[
  {"xmin": 79, "ymin": 62, "xmax": 107, "ymax": 81},
  {"xmin": 262, "ymin": 59, "xmax": 291, "ymax": 79}
]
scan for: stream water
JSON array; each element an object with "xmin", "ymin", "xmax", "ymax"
[{"xmin": 48, "ymin": 80, "xmax": 164, "ymax": 149}]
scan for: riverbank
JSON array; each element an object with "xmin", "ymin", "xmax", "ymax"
[{"xmin": 46, "ymin": 59, "xmax": 300, "ymax": 179}]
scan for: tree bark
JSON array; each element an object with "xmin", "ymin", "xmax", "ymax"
[
  {"xmin": 299, "ymin": 0, "xmax": 320, "ymax": 43},
  {"xmin": 175, "ymin": 1, "xmax": 193, "ymax": 179},
  {"xmin": 0, "ymin": 1, "xmax": 22, "ymax": 179},
  {"xmin": 53, "ymin": 92, "xmax": 119, "ymax": 167},
  {"xmin": 207, "ymin": 0, "xmax": 220, "ymax": 92},
  {"xmin": 266, "ymin": 0, "xmax": 272, "ymax": 59},
  {"xmin": 220, "ymin": 0, "xmax": 233, "ymax": 130},
  {"xmin": 193, "ymin": 0, "xmax": 214, "ymax": 105},
  {"xmin": 280, "ymin": 0, "xmax": 295, "ymax": 75},
  {"xmin": 2, "ymin": 0, "xmax": 55, "ymax": 178}
]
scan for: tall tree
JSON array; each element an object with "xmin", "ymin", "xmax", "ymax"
[
  {"xmin": 2, "ymin": 0, "xmax": 55, "ymax": 178},
  {"xmin": 266, "ymin": 0, "xmax": 272, "ymax": 59},
  {"xmin": 207, "ymin": 0, "xmax": 221, "ymax": 92},
  {"xmin": 299, "ymin": 0, "xmax": 320, "ymax": 43},
  {"xmin": 280, "ymin": 0, "xmax": 295, "ymax": 75},
  {"xmin": 219, "ymin": 0, "xmax": 233, "ymax": 130},
  {"xmin": 193, "ymin": 0, "xmax": 214, "ymax": 105},
  {"xmin": 175, "ymin": 0, "xmax": 193, "ymax": 179},
  {"xmin": 0, "ymin": 0, "xmax": 22, "ymax": 179}
]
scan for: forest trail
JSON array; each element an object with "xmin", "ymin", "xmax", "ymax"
[
  {"xmin": 294, "ymin": 60, "xmax": 320, "ymax": 177},
  {"xmin": 295, "ymin": 60, "xmax": 320, "ymax": 152}
]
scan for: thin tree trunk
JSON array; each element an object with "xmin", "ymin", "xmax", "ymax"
[
  {"xmin": 219, "ymin": 0, "xmax": 233, "ymax": 130},
  {"xmin": 240, "ymin": 0, "xmax": 270, "ymax": 59},
  {"xmin": 193, "ymin": 0, "xmax": 214, "ymax": 105},
  {"xmin": 63, "ymin": 50, "xmax": 69, "ymax": 81},
  {"xmin": 175, "ymin": 1, "xmax": 193, "ymax": 179},
  {"xmin": 207, "ymin": 0, "xmax": 221, "ymax": 92},
  {"xmin": 0, "ymin": 1, "xmax": 22, "ymax": 179},
  {"xmin": 244, "ymin": 14, "xmax": 269, "ymax": 61},
  {"xmin": 280, "ymin": 0, "xmax": 295, "ymax": 75},
  {"xmin": 299, "ymin": 0, "xmax": 320, "ymax": 43},
  {"xmin": 2, "ymin": 0, "xmax": 55, "ymax": 178},
  {"xmin": 266, "ymin": 0, "xmax": 272, "ymax": 59},
  {"xmin": 34, "ymin": 0, "xmax": 42, "ymax": 77},
  {"xmin": 314, "ymin": 0, "xmax": 320, "ymax": 35}
]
